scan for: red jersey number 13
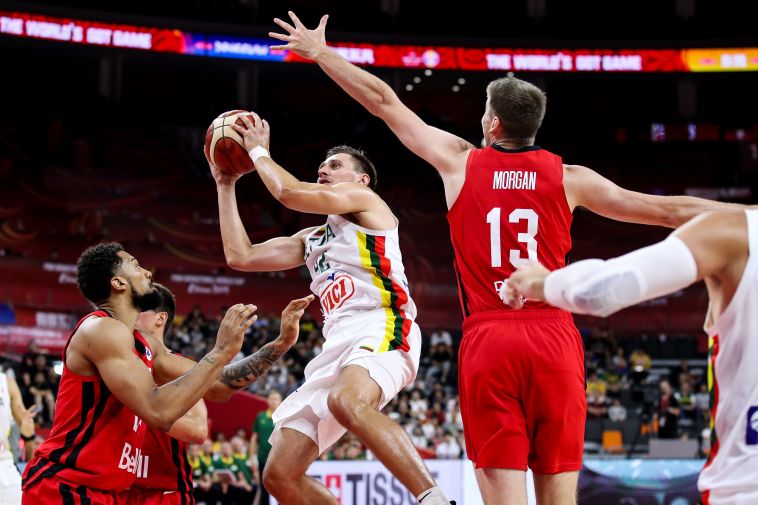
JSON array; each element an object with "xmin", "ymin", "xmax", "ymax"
[{"xmin": 486, "ymin": 207, "xmax": 539, "ymax": 268}]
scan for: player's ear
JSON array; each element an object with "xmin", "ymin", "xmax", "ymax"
[
  {"xmin": 156, "ymin": 312, "xmax": 168, "ymax": 328},
  {"xmin": 111, "ymin": 276, "xmax": 128, "ymax": 293},
  {"xmin": 357, "ymin": 173, "xmax": 370, "ymax": 187},
  {"xmin": 488, "ymin": 115, "xmax": 502, "ymax": 137}
]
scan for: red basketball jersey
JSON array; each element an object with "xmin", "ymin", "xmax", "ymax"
[
  {"xmin": 130, "ymin": 427, "xmax": 193, "ymax": 499},
  {"xmin": 23, "ymin": 312, "xmax": 154, "ymax": 492},
  {"xmin": 447, "ymin": 145, "xmax": 573, "ymax": 316}
]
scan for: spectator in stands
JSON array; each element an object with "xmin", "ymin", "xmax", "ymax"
[
  {"xmin": 630, "ymin": 347, "xmax": 652, "ymax": 372},
  {"xmin": 587, "ymin": 369, "xmax": 609, "ymax": 419},
  {"xmin": 410, "ymin": 425, "xmax": 428, "ymax": 449},
  {"xmin": 188, "ymin": 442, "xmax": 217, "ymax": 504},
  {"xmin": 611, "ymin": 347, "xmax": 629, "ymax": 377},
  {"xmin": 435, "ymin": 431, "xmax": 462, "ymax": 459},
  {"xmin": 409, "ymin": 389, "xmax": 428, "ymax": 419},
  {"xmin": 213, "ymin": 441, "xmax": 255, "ymax": 504},
  {"xmin": 250, "ymin": 390, "xmax": 281, "ymax": 505},
  {"xmin": 29, "ymin": 371, "xmax": 55, "ymax": 425},
  {"xmin": 695, "ymin": 382, "xmax": 710, "ymax": 418},
  {"xmin": 608, "ymin": 398, "xmax": 627, "ymax": 423},
  {"xmin": 657, "ymin": 380, "xmax": 681, "ymax": 439},
  {"xmin": 677, "ymin": 381, "xmax": 698, "ymax": 422},
  {"xmin": 429, "ymin": 329, "xmax": 452, "ymax": 347}
]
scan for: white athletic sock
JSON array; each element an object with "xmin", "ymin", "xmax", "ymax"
[{"xmin": 417, "ymin": 486, "xmax": 449, "ymax": 505}]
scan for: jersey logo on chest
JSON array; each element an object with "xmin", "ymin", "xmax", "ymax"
[{"xmin": 319, "ymin": 274, "xmax": 356, "ymax": 316}]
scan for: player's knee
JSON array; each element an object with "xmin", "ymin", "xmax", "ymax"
[
  {"xmin": 327, "ymin": 389, "xmax": 365, "ymax": 430},
  {"xmin": 262, "ymin": 458, "xmax": 289, "ymax": 497}
]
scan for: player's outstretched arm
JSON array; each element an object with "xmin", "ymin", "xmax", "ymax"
[
  {"xmin": 505, "ymin": 210, "xmax": 748, "ymax": 317},
  {"xmin": 564, "ymin": 164, "xmax": 745, "ymax": 228},
  {"xmin": 269, "ymin": 11, "xmax": 473, "ymax": 177},
  {"xmin": 230, "ymin": 113, "xmax": 380, "ymax": 216},
  {"xmin": 77, "ymin": 304, "xmax": 255, "ymax": 431},
  {"xmin": 150, "ymin": 295, "xmax": 314, "ymax": 403}
]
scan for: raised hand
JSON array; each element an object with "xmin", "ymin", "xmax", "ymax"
[
  {"xmin": 229, "ymin": 112, "xmax": 271, "ymax": 154},
  {"xmin": 219, "ymin": 295, "xmax": 314, "ymax": 391},
  {"xmin": 269, "ymin": 11, "xmax": 329, "ymax": 61},
  {"xmin": 276, "ymin": 294, "xmax": 315, "ymax": 348},
  {"xmin": 214, "ymin": 303, "xmax": 258, "ymax": 360}
]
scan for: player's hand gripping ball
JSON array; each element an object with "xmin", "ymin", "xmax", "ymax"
[{"xmin": 204, "ymin": 110, "xmax": 257, "ymax": 177}]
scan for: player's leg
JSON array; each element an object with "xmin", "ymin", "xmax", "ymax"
[
  {"xmin": 532, "ymin": 472, "xmax": 579, "ymax": 505},
  {"xmin": 475, "ymin": 468, "xmax": 528, "ymax": 505},
  {"xmin": 524, "ymin": 319, "xmax": 586, "ymax": 505},
  {"xmin": 327, "ymin": 364, "xmax": 438, "ymax": 498},
  {"xmin": 263, "ymin": 427, "xmax": 337, "ymax": 505},
  {"xmin": 458, "ymin": 318, "xmax": 532, "ymax": 505}
]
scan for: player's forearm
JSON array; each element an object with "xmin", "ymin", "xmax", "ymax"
[
  {"xmin": 149, "ymin": 350, "xmax": 227, "ymax": 431},
  {"xmin": 254, "ymin": 157, "xmax": 309, "ymax": 204},
  {"xmin": 216, "ymin": 184, "xmax": 256, "ymax": 269},
  {"xmin": 661, "ymin": 196, "xmax": 744, "ymax": 228},
  {"xmin": 215, "ymin": 339, "xmax": 290, "ymax": 399},
  {"xmin": 313, "ymin": 47, "xmax": 395, "ymax": 117}
]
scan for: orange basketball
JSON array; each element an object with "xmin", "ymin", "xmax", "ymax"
[{"xmin": 204, "ymin": 110, "xmax": 256, "ymax": 176}]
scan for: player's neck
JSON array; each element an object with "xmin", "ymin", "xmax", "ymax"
[
  {"xmin": 98, "ymin": 298, "xmax": 140, "ymax": 330},
  {"xmin": 491, "ymin": 137, "xmax": 534, "ymax": 150}
]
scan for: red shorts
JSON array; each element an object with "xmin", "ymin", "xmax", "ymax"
[
  {"xmin": 22, "ymin": 476, "xmax": 128, "ymax": 504},
  {"xmin": 459, "ymin": 309, "xmax": 586, "ymax": 474},
  {"xmin": 124, "ymin": 487, "xmax": 195, "ymax": 505}
]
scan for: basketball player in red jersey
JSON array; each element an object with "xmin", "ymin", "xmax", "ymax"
[
  {"xmin": 270, "ymin": 12, "xmax": 744, "ymax": 505},
  {"xmin": 127, "ymin": 284, "xmax": 312, "ymax": 505},
  {"xmin": 126, "ymin": 283, "xmax": 208, "ymax": 505},
  {"xmin": 22, "ymin": 243, "xmax": 255, "ymax": 504}
]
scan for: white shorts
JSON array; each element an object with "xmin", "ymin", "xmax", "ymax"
[
  {"xmin": 270, "ymin": 309, "xmax": 421, "ymax": 455},
  {"xmin": 0, "ymin": 458, "xmax": 21, "ymax": 505},
  {"xmin": 703, "ymin": 488, "xmax": 758, "ymax": 505}
]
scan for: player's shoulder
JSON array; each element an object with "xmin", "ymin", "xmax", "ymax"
[{"xmin": 75, "ymin": 316, "xmax": 134, "ymax": 351}]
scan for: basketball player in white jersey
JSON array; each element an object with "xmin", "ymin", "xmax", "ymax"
[
  {"xmin": 209, "ymin": 113, "xmax": 450, "ymax": 505},
  {"xmin": 503, "ymin": 209, "xmax": 758, "ymax": 505},
  {"xmin": 0, "ymin": 369, "xmax": 36, "ymax": 504}
]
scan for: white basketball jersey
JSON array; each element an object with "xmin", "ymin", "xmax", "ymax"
[
  {"xmin": 304, "ymin": 215, "xmax": 417, "ymax": 351},
  {"xmin": 0, "ymin": 373, "xmax": 13, "ymax": 461},
  {"xmin": 699, "ymin": 210, "xmax": 758, "ymax": 498}
]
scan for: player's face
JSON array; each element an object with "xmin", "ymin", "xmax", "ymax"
[
  {"xmin": 136, "ymin": 309, "xmax": 166, "ymax": 334},
  {"xmin": 268, "ymin": 392, "xmax": 282, "ymax": 410},
  {"xmin": 116, "ymin": 251, "xmax": 161, "ymax": 311},
  {"xmin": 117, "ymin": 251, "xmax": 153, "ymax": 293},
  {"xmin": 317, "ymin": 153, "xmax": 368, "ymax": 186}
]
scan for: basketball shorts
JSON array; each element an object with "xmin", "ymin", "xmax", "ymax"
[
  {"xmin": 270, "ymin": 308, "xmax": 421, "ymax": 455},
  {"xmin": 459, "ymin": 309, "xmax": 586, "ymax": 474},
  {"xmin": 22, "ymin": 476, "xmax": 128, "ymax": 504},
  {"xmin": 124, "ymin": 487, "xmax": 195, "ymax": 505},
  {"xmin": 0, "ymin": 458, "xmax": 21, "ymax": 505}
]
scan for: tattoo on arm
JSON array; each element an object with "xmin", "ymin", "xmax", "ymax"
[{"xmin": 220, "ymin": 343, "xmax": 285, "ymax": 390}]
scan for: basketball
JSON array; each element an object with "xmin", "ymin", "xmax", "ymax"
[{"xmin": 204, "ymin": 110, "xmax": 256, "ymax": 176}]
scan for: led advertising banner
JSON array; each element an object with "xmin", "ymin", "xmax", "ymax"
[{"xmin": 2, "ymin": 9, "xmax": 757, "ymax": 73}]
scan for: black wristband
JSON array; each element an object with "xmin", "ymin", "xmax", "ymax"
[{"xmin": 20, "ymin": 433, "xmax": 35, "ymax": 442}]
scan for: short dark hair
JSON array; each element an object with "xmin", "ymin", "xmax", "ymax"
[
  {"xmin": 76, "ymin": 242, "xmax": 125, "ymax": 304},
  {"xmin": 326, "ymin": 145, "xmax": 378, "ymax": 191},
  {"xmin": 152, "ymin": 283, "xmax": 176, "ymax": 335},
  {"xmin": 486, "ymin": 77, "xmax": 547, "ymax": 142}
]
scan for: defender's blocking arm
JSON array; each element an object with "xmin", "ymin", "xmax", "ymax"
[
  {"xmin": 565, "ymin": 164, "xmax": 747, "ymax": 228},
  {"xmin": 150, "ymin": 295, "xmax": 314, "ymax": 402},
  {"xmin": 269, "ymin": 11, "xmax": 473, "ymax": 176}
]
